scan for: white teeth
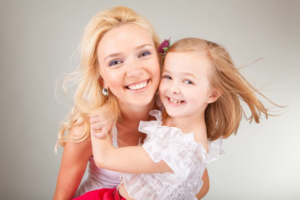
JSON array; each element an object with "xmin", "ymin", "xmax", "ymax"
[
  {"xmin": 169, "ymin": 98, "xmax": 182, "ymax": 104},
  {"xmin": 128, "ymin": 81, "xmax": 148, "ymax": 90},
  {"xmin": 169, "ymin": 98, "xmax": 183, "ymax": 104}
]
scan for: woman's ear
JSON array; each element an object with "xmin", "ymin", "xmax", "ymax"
[
  {"xmin": 98, "ymin": 76, "xmax": 108, "ymax": 89},
  {"xmin": 207, "ymin": 88, "xmax": 223, "ymax": 103}
]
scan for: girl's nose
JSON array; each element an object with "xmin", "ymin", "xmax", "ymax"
[{"xmin": 169, "ymin": 82, "xmax": 180, "ymax": 94}]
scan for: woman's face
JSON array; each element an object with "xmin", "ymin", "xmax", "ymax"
[{"xmin": 97, "ymin": 24, "xmax": 160, "ymax": 107}]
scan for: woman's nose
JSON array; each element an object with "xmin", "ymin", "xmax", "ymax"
[{"xmin": 126, "ymin": 60, "xmax": 142, "ymax": 78}]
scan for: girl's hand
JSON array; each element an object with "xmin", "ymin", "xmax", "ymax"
[{"xmin": 89, "ymin": 110, "xmax": 114, "ymax": 139}]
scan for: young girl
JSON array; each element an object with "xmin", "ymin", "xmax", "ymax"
[{"xmin": 73, "ymin": 37, "xmax": 275, "ymax": 200}]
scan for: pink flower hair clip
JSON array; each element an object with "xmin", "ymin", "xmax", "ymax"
[{"xmin": 158, "ymin": 38, "xmax": 171, "ymax": 55}]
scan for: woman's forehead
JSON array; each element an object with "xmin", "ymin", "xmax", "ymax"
[{"xmin": 97, "ymin": 24, "xmax": 154, "ymax": 58}]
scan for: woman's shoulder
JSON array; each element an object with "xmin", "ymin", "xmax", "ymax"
[{"xmin": 65, "ymin": 124, "xmax": 92, "ymax": 154}]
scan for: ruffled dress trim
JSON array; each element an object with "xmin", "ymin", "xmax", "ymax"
[{"xmin": 122, "ymin": 110, "xmax": 224, "ymax": 200}]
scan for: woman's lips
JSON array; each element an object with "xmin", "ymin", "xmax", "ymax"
[{"xmin": 125, "ymin": 79, "xmax": 150, "ymax": 92}]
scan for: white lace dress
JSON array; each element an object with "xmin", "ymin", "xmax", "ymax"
[{"xmin": 121, "ymin": 110, "xmax": 224, "ymax": 200}]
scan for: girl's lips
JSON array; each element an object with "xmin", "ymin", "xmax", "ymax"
[{"xmin": 166, "ymin": 97, "xmax": 186, "ymax": 107}]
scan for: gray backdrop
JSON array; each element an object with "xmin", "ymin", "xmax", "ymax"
[{"xmin": 0, "ymin": 0, "xmax": 299, "ymax": 199}]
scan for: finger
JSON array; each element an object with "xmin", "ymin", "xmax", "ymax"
[
  {"xmin": 90, "ymin": 116, "xmax": 106, "ymax": 123},
  {"xmin": 90, "ymin": 121, "xmax": 107, "ymax": 130},
  {"xmin": 91, "ymin": 129, "xmax": 107, "ymax": 139},
  {"xmin": 101, "ymin": 127, "xmax": 109, "ymax": 136},
  {"xmin": 89, "ymin": 112, "xmax": 99, "ymax": 118}
]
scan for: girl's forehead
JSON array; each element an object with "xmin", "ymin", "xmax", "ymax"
[{"xmin": 163, "ymin": 52, "xmax": 213, "ymax": 76}]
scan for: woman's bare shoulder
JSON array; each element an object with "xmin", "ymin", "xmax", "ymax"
[{"xmin": 65, "ymin": 123, "xmax": 92, "ymax": 155}]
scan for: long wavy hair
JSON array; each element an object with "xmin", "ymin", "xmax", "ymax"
[
  {"xmin": 165, "ymin": 38, "xmax": 280, "ymax": 140},
  {"xmin": 55, "ymin": 6, "xmax": 160, "ymax": 150}
]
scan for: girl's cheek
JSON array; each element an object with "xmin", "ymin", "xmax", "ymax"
[{"xmin": 158, "ymin": 80, "xmax": 167, "ymax": 94}]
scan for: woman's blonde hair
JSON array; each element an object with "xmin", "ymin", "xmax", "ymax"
[
  {"xmin": 166, "ymin": 38, "xmax": 279, "ymax": 140},
  {"xmin": 56, "ymin": 6, "xmax": 160, "ymax": 150}
]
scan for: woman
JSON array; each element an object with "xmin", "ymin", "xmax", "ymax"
[{"xmin": 53, "ymin": 6, "xmax": 209, "ymax": 200}]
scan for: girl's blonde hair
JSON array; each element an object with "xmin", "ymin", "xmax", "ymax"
[
  {"xmin": 166, "ymin": 38, "xmax": 278, "ymax": 140},
  {"xmin": 56, "ymin": 6, "xmax": 160, "ymax": 150}
]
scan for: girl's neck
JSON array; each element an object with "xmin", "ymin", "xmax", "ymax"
[{"xmin": 164, "ymin": 112, "xmax": 206, "ymax": 136}]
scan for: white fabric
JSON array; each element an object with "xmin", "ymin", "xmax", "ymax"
[
  {"xmin": 74, "ymin": 126, "xmax": 121, "ymax": 197},
  {"xmin": 122, "ymin": 110, "xmax": 224, "ymax": 200}
]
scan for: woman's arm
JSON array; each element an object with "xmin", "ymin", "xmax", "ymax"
[
  {"xmin": 53, "ymin": 125, "xmax": 92, "ymax": 200},
  {"xmin": 91, "ymin": 131, "xmax": 172, "ymax": 174}
]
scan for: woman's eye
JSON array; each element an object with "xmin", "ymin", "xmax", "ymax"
[
  {"xmin": 109, "ymin": 60, "xmax": 122, "ymax": 67},
  {"xmin": 184, "ymin": 80, "xmax": 193, "ymax": 84},
  {"xmin": 139, "ymin": 51, "xmax": 151, "ymax": 58}
]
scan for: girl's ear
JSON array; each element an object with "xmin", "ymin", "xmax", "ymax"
[{"xmin": 207, "ymin": 88, "xmax": 223, "ymax": 104}]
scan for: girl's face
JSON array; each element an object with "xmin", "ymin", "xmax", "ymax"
[
  {"xmin": 159, "ymin": 52, "xmax": 217, "ymax": 119},
  {"xmin": 97, "ymin": 24, "xmax": 160, "ymax": 107}
]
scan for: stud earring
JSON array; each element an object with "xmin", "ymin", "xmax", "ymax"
[{"xmin": 102, "ymin": 88, "xmax": 108, "ymax": 96}]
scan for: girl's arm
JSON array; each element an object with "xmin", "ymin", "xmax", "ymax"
[
  {"xmin": 53, "ymin": 125, "xmax": 92, "ymax": 200},
  {"xmin": 196, "ymin": 169, "xmax": 209, "ymax": 199},
  {"xmin": 91, "ymin": 131, "xmax": 210, "ymax": 199},
  {"xmin": 91, "ymin": 131, "xmax": 173, "ymax": 174}
]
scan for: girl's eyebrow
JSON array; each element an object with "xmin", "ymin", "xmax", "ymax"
[
  {"xmin": 162, "ymin": 69, "xmax": 197, "ymax": 79},
  {"xmin": 162, "ymin": 69, "xmax": 171, "ymax": 74},
  {"xmin": 104, "ymin": 44, "xmax": 152, "ymax": 62},
  {"xmin": 181, "ymin": 72, "xmax": 197, "ymax": 79}
]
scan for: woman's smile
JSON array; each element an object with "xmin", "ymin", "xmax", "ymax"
[
  {"xmin": 97, "ymin": 24, "xmax": 160, "ymax": 107},
  {"xmin": 125, "ymin": 79, "xmax": 150, "ymax": 93}
]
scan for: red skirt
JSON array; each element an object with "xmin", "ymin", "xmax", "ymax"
[{"xmin": 72, "ymin": 188, "xmax": 126, "ymax": 200}]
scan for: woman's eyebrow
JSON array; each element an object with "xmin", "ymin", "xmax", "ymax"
[
  {"xmin": 104, "ymin": 53, "xmax": 122, "ymax": 62},
  {"xmin": 134, "ymin": 44, "xmax": 152, "ymax": 50},
  {"xmin": 103, "ymin": 44, "xmax": 152, "ymax": 62}
]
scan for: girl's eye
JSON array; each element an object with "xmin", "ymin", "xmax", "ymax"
[
  {"xmin": 184, "ymin": 80, "xmax": 193, "ymax": 84},
  {"xmin": 162, "ymin": 75, "xmax": 172, "ymax": 80},
  {"xmin": 139, "ymin": 51, "xmax": 151, "ymax": 58},
  {"xmin": 109, "ymin": 60, "xmax": 122, "ymax": 67}
]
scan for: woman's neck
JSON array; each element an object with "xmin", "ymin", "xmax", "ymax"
[
  {"xmin": 117, "ymin": 97, "xmax": 156, "ymax": 127},
  {"xmin": 115, "ymin": 97, "xmax": 156, "ymax": 147}
]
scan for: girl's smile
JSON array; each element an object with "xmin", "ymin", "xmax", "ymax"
[
  {"xmin": 167, "ymin": 97, "xmax": 186, "ymax": 106},
  {"xmin": 159, "ymin": 51, "xmax": 215, "ymax": 119}
]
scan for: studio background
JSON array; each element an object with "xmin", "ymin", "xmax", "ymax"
[{"xmin": 0, "ymin": 1, "xmax": 299, "ymax": 199}]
